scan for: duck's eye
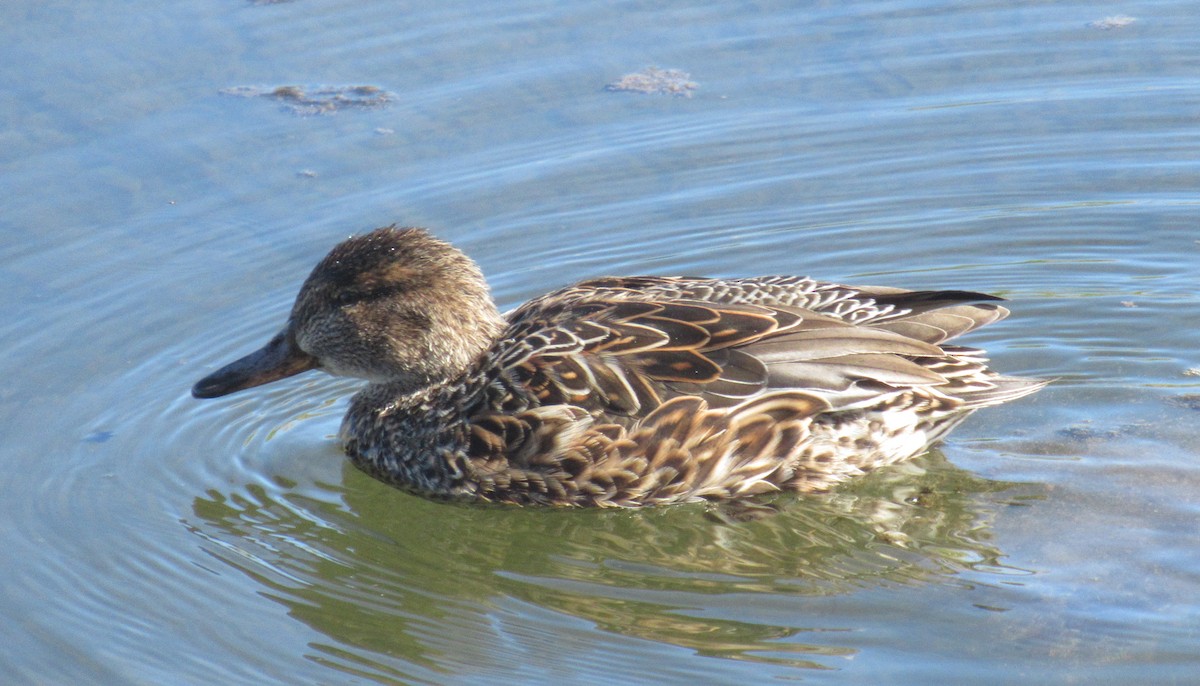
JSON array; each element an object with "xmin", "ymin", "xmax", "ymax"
[
  {"xmin": 332, "ymin": 283, "xmax": 407, "ymax": 308},
  {"xmin": 332, "ymin": 289, "xmax": 365, "ymax": 307}
]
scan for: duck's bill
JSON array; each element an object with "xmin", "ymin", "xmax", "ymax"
[{"xmin": 192, "ymin": 330, "xmax": 318, "ymax": 399}]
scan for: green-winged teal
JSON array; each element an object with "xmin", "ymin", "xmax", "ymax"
[{"xmin": 193, "ymin": 226, "xmax": 1044, "ymax": 506}]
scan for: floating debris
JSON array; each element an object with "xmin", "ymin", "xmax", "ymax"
[
  {"xmin": 1089, "ymin": 15, "xmax": 1136, "ymax": 30},
  {"xmin": 1058, "ymin": 421, "xmax": 1144, "ymax": 442},
  {"xmin": 220, "ymin": 84, "xmax": 394, "ymax": 115},
  {"xmin": 1168, "ymin": 394, "xmax": 1200, "ymax": 411},
  {"xmin": 605, "ymin": 67, "xmax": 697, "ymax": 98},
  {"xmin": 1184, "ymin": 368, "xmax": 1200, "ymax": 377}
]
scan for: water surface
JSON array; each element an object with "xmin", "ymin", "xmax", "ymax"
[{"xmin": 2, "ymin": 1, "xmax": 1199, "ymax": 683}]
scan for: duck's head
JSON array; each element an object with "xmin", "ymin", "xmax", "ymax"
[{"xmin": 192, "ymin": 226, "xmax": 505, "ymax": 399}]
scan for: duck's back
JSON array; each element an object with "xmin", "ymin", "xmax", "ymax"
[{"xmin": 345, "ymin": 275, "xmax": 1042, "ymax": 506}]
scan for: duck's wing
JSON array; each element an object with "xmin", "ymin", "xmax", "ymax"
[
  {"xmin": 496, "ymin": 276, "xmax": 1043, "ymax": 411},
  {"xmin": 488, "ymin": 284, "xmax": 980, "ymax": 418},
  {"xmin": 566, "ymin": 275, "xmax": 1010, "ymax": 334},
  {"xmin": 490, "ymin": 296, "xmax": 819, "ymax": 415}
]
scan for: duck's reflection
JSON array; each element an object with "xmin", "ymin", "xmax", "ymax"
[{"xmin": 188, "ymin": 450, "xmax": 1038, "ymax": 676}]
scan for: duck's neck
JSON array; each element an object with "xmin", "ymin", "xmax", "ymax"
[
  {"xmin": 338, "ymin": 342, "xmax": 503, "ymax": 497},
  {"xmin": 423, "ymin": 311, "xmax": 505, "ymax": 397}
]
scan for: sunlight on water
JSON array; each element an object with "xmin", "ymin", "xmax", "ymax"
[{"xmin": 2, "ymin": 0, "xmax": 1199, "ymax": 683}]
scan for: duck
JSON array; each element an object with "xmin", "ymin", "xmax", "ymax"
[{"xmin": 193, "ymin": 226, "xmax": 1044, "ymax": 507}]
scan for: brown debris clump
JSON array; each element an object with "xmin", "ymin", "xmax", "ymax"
[
  {"xmin": 220, "ymin": 84, "xmax": 393, "ymax": 115},
  {"xmin": 605, "ymin": 67, "xmax": 697, "ymax": 98}
]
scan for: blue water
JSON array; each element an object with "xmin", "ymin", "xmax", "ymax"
[{"xmin": 3, "ymin": 1, "xmax": 1199, "ymax": 683}]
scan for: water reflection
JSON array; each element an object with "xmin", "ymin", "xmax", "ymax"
[{"xmin": 186, "ymin": 451, "xmax": 1038, "ymax": 677}]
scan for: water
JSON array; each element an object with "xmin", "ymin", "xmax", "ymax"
[{"xmin": 3, "ymin": 1, "xmax": 1198, "ymax": 683}]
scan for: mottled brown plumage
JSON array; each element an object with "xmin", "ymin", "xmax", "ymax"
[{"xmin": 193, "ymin": 226, "xmax": 1044, "ymax": 506}]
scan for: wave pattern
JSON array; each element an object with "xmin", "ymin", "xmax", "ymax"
[{"xmin": 2, "ymin": 0, "xmax": 1199, "ymax": 683}]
